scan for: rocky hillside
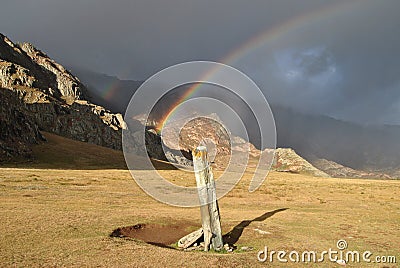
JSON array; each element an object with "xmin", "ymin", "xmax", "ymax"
[
  {"xmin": 0, "ymin": 33, "xmax": 186, "ymax": 164},
  {"xmin": 311, "ymin": 158, "xmax": 391, "ymax": 179},
  {"xmin": 0, "ymin": 88, "xmax": 45, "ymax": 161},
  {"xmin": 271, "ymin": 105, "xmax": 400, "ymax": 178},
  {"xmin": 0, "ymin": 34, "xmax": 88, "ymax": 102},
  {"xmin": 272, "ymin": 148, "xmax": 329, "ymax": 177},
  {"xmin": 0, "ymin": 33, "xmax": 126, "ymax": 159}
]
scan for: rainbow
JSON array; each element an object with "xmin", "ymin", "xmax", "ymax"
[
  {"xmin": 152, "ymin": 0, "xmax": 362, "ymax": 133},
  {"xmin": 221, "ymin": 0, "xmax": 361, "ymax": 65},
  {"xmin": 154, "ymin": 82, "xmax": 204, "ymax": 133},
  {"xmin": 102, "ymin": 81, "xmax": 120, "ymax": 101},
  {"xmin": 96, "ymin": 0, "xmax": 363, "ymax": 131}
]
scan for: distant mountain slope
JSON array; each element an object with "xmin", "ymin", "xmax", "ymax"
[
  {"xmin": 311, "ymin": 158, "xmax": 391, "ymax": 179},
  {"xmin": 272, "ymin": 105, "xmax": 400, "ymax": 177},
  {"xmin": 69, "ymin": 66, "xmax": 142, "ymax": 114}
]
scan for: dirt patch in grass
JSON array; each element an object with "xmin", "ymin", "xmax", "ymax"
[{"xmin": 110, "ymin": 222, "xmax": 197, "ymax": 247}]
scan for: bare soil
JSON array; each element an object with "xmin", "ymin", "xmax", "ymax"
[{"xmin": 110, "ymin": 222, "xmax": 197, "ymax": 247}]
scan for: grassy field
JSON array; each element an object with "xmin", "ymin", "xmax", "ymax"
[{"xmin": 0, "ymin": 133, "xmax": 399, "ymax": 267}]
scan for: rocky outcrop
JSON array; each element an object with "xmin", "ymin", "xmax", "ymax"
[
  {"xmin": 18, "ymin": 42, "xmax": 87, "ymax": 102},
  {"xmin": 149, "ymin": 114, "xmax": 328, "ymax": 176},
  {"xmin": 0, "ymin": 88, "xmax": 45, "ymax": 161},
  {"xmin": 0, "ymin": 33, "xmax": 127, "ymax": 155},
  {"xmin": 25, "ymin": 99, "xmax": 126, "ymax": 149},
  {"xmin": 271, "ymin": 148, "xmax": 329, "ymax": 177},
  {"xmin": 161, "ymin": 114, "xmax": 231, "ymax": 159},
  {"xmin": 0, "ymin": 33, "xmax": 88, "ymax": 102}
]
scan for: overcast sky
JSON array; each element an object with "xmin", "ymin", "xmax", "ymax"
[{"xmin": 1, "ymin": 0, "xmax": 400, "ymax": 125}]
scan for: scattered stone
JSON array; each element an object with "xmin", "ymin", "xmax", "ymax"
[
  {"xmin": 165, "ymin": 151, "xmax": 193, "ymax": 167},
  {"xmin": 253, "ymin": 228, "xmax": 272, "ymax": 235},
  {"xmin": 336, "ymin": 259, "xmax": 346, "ymax": 266},
  {"xmin": 223, "ymin": 243, "xmax": 236, "ymax": 252},
  {"xmin": 177, "ymin": 228, "xmax": 203, "ymax": 249},
  {"xmin": 183, "ymin": 245, "xmax": 203, "ymax": 251}
]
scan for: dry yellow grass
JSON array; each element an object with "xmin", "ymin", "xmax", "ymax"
[{"xmin": 0, "ymin": 133, "xmax": 399, "ymax": 267}]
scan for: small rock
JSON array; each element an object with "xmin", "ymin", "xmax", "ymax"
[
  {"xmin": 177, "ymin": 228, "xmax": 203, "ymax": 249},
  {"xmin": 253, "ymin": 228, "xmax": 272, "ymax": 235},
  {"xmin": 336, "ymin": 259, "xmax": 346, "ymax": 266},
  {"xmin": 223, "ymin": 243, "xmax": 236, "ymax": 252},
  {"xmin": 240, "ymin": 246, "xmax": 254, "ymax": 251}
]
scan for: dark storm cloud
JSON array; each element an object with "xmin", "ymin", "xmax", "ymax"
[
  {"xmin": 0, "ymin": 0, "xmax": 334, "ymax": 78},
  {"xmin": 232, "ymin": 0, "xmax": 400, "ymax": 124},
  {"xmin": 1, "ymin": 0, "xmax": 400, "ymax": 124}
]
